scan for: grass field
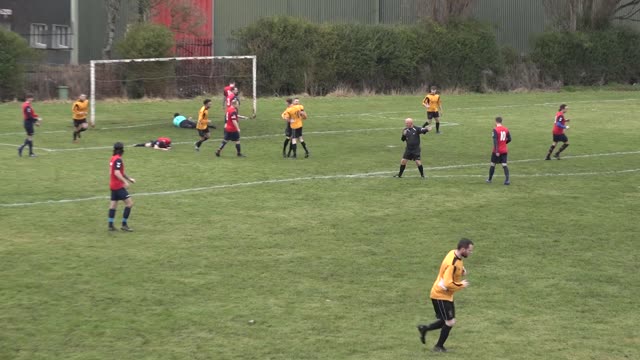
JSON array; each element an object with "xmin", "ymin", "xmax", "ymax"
[{"xmin": 0, "ymin": 90, "xmax": 639, "ymax": 360}]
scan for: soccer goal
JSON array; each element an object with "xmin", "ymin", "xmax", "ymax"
[{"xmin": 89, "ymin": 55, "xmax": 257, "ymax": 125}]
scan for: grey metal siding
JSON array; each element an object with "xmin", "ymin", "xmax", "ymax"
[{"xmin": 77, "ymin": 0, "xmax": 136, "ymax": 63}]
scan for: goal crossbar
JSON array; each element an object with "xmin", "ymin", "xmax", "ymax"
[{"xmin": 89, "ymin": 55, "xmax": 257, "ymax": 125}]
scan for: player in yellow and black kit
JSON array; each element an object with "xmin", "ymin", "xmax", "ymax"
[
  {"xmin": 72, "ymin": 94, "xmax": 89, "ymax": 143},
  {"xmin": 422, "ymin": 86, "xmax": 443, "ymax": 134},
  {"xmin": 282, "ymin": 98, "xmax": 309, "ymax": 158},
  {"xmin": 417, "ymin": 238, "xmax": 474, "ymax": 353},
  {"xmin": 195, "ymin": 99, "xmax": 212, "ymax": 151}
]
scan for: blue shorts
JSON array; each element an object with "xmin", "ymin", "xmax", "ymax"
[
  {"xmin": 24, "ymin": 120, "xmax": 36, "ymax": 136},
  {"xmin": 110, "ymin": 188, "xmax": 130, "ymax": 201},
  {"xmin": 224, "ymin": 131, "xmax": 240, "ymax": 142},
  {"xmin": 553, "ymin": 134, "xmax": 568, "ymax": 143},
  {"xmin": 491, "ymin": 153, "xmax": 508, "ymax": 164}
]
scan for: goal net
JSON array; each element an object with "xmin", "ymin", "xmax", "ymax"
[{"xmin": 89, "ymin": 56, "xmax": 257, "ymax": 125}]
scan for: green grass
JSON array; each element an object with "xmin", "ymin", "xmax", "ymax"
[{"xmin": 0, "ymin": 90, "xmax": 639, "ymax": 360}]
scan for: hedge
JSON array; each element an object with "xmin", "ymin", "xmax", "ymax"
[{"xmin": 0, "ymin": 28, "xmax": 36, "ymax": 101}]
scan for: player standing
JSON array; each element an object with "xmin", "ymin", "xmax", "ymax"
[
  {"xmin": 282, "ymin": 98, "xmax": 309, "ymax": 158},
  {"xmin": 72, "ymin": 94, "xmax": 89, "ymax": 143},
  {"xmin": 394, "ymin": 118, "xmax": 431, "ymax": 178},
  {"xmin": 422, "ymin": 86, "xmax": 443, "ymax": 134},
  {"xmin": 108, "ymin": 142, "xmax": 136, "ymax": 232},
  {"xmin": 417, "ymin": 238, "xmax": 474, "ymax": 352},
  {"xmin": 195, "ymin": 99, "xmax": 212, "ymax": 151},
  {"xmin": 486, "ymin": 117, "xmax": 511, "ymax": 185},
  {"xmin": 18, "ymin": 94, "xmax": 42, "ymax": 157},
  {"xmin": 222, "ymin": 81, "xmax": 236, "ymax": 109},
  {"xmin": 215, "ymin": 98, "xmax": 245, "ymax": 157},
  {"xmin": 545, "ymin": 104, "xmax": 570, "ymax": 160},
  {"xmin": 281, "ymin": 99, "xmax": 293, "ymax": 158}
]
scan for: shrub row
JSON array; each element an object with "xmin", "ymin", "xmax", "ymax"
[{"xmin": 233, "ymin": 17, "xmax": 503, "ymax": 95}]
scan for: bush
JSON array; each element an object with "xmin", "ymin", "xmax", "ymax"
[
  {"xmin": 232, "ymin": 17, "xmax": 503, "ymax": 95},
  {"xmin": 115, "ymin": 23, "xmax": 175, "ymax": 98},
  {"xmin": 0, "ymin": 28, "xmax": 36, "ymax": 101},
  {"xmin": 532, "ymin": 27, "xmax": 640, "ymax": 85}
]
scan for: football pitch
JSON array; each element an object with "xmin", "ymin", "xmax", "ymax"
[{"xmin": 0, "ymin": 90, "xmax": 638, "ymax": 359}]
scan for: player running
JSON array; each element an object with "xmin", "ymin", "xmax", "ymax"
[
  {"xmin": 215, "ymin": 98, "xmax": 245, "ymax": 157},
  {"xmin": 394, "ymin": 118, "xmax": 432, "ymax": 178},
  {"xmin": 486, "ymin": 117, "xmax": 511, "ymax": 185},
  {"xmin": 545, "ymin": 104, "xmax": 570, "ymax": 160},
  {"xmin": 422, "ymin": 86, "xmax": 443, "ymax": 134},
  {"xmin": 72, "ymin": 94, "xmax": 89, "ymax": 143}
]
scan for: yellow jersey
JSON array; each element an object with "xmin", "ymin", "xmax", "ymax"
[
  {"xmin": 283, "ymin": 104, "xmax": 306, "ymax": 129},
  {"xmin": 422, "ymin": 93, "xmax": 441, "ymax": 112},
  {"xmin": 197, "ymin": 106, "xmax": 209, "ymax": 130},
  {"xmin": 430, "ymin": 250, "xmax": 466, "ymax": 302},
  {"xmin": 72, "ymin": 99, "xmax": 89, "ymax": 120}
]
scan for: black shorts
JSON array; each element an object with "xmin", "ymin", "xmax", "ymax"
[
  {"xmin": 285, "ymin": 124, "xmax": 292, "ymax": 137},
  {"xmin": 491, "ymin": 153, "xmax": 508, "ymax": 164},
  {"xmin": 553, "ymin": 134, "xmax": 568, "ymax": 143},
  {"xmin": 432, "ymin": 299, "xmax": 455, "ymax": 321},
  {"xmin": 24, "ymin": 120, "xmax": 36, "ymax": 136},
  {"xmin": 198, "ymin": 128, "xmax": 210, "ymax": 137},
  {"xmin": 73, "ymin": 119, "xmax": 87, "ymax": 127},
  {"xmin": 427, "ymin": 111, "xmax": 440, "ymax": 120},
  {"xmin": 224, "ymin": 131, "xmax": 240, "ymax": 142},
  {"xmin": 403, "ymin": 148, "xmax": 421, "ymax": 161},
  {"xmin": 110, "ymin": 188, "xmax": 130, "ymax": 201},
  {"xmin": 291, "ymin": 127, "xmax": 303, "ymax": 138}
]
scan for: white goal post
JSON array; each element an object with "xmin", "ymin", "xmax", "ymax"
[{"xmin": 89, "ymin": 55, "xmax": 257, "ymax": 125}]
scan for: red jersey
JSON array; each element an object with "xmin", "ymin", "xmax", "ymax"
[
  {"xmin": 224, "ymin": 106, "xmax": 239, "ymax": 132},
  {"xmin": 492, "ymin": 125, "xmax": 511, "ymax": 154},
  {"xmin": 223, "ymin": 85, "xmax": 234, "ymax": 97},
  {"xmin": 109, "ymin": 154, "xmax": 126, "ymax": 190},
  {"xmin": 156, "ymin": 137, "xmax": 172, "ymax": 148},
  {"xmin": 553, "ymin": 111, "xmax": 568, "ymax": 135},
  {"xmin": 225, "ymin": 93, "xmax": 236, "ymax": 107},
  {"xmin": 22, "ymin": 101, "xmax": 38, "ymax": 121}
]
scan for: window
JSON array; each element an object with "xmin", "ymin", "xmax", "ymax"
[
  {"xmin": 30, "ymin": 23, "xmax": 47, "ymax": 48},
  {"xmin": 52, "ymin": 24, "xmax": 71, "ymax": 49}
]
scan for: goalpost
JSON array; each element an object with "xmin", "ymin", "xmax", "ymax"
[{"xmin": 89, "ymin": 55, "xmax": 257, "ymax": 125}]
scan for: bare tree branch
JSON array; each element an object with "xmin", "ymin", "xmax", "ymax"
[{"xmin": 102, "ymin": 0, "xmax": 122, "ymax": 59}]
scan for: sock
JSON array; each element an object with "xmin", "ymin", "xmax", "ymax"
[
  {"xmin": 418, "ymin": 165, "xmax": 424, "ymax": 177},
  {"xmin": 27, "ymin": 140, "xmax": 33, "ymax": 154},
  {"xmin": 546, "ymin": 145, "xmax": 556, "ymax": 158},
  {"xmin": 436, "ymin": 122, "xmax": 440, "ymax": 132},
  {"xmin": 108, "ymin": 209, "xmax": 116, "ymax": 227},
  {"xmin": 291, "ymin": 143, "xmax": 297, "ymax": 157},
  {"xmin": 79, "ymin": 127, "xmax": 87, "ymax": 133},
  {"xmin": 73, "ymin": 131, "xmax": 78, "ymax": 140},
  {"xmin": 122, "ymin": 206, "xmax": 131, "ymax": 225},
  {"xmin": 398, "ymin": 164, "xmax": 406, "ymax": 177},
  {"xmin": 556, "ymin": 143, "xmax": 569, "ymax": 155},
  {"xmin": 282, "ymin": 139, "xmax": 290, "ymax": 153},
  {"xmin": 301, "ymin": 141, "xmax": 309, "ymax": 154},
  {"xmin": 134, "ymin": 143, "xmax": 146, "ymax": 147},
  {"xmin": 219, "ymin": 140, "xmax": 227, "ymax": 150},
  {"xmin": 288, "ymin": 143, "xmax": 293, "ymax": 157},
  {"xmin": 20, "ymin": 138, "xmax": 28, "ymax": 149},
  {"xmin": 235, "ymin": 143, "xmax": 241, "ymax": 155},
  {"xmin": 436, "ymin": 325, "xmax": 452, "ymax": 347},
  {"xmin": 503, "ymin": 166, "xmax": 510, "ymax": 181},
  {"xmin": 424, "ymin": 319, "xmax": 444, "ymax": 331},
  {"xmin": 488, "ymin": 165, "xmax": 495, "ymax": 180}
]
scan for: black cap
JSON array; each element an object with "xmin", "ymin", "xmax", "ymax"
[{"xmin": 113, "ymin": 142, "xmax": 124, "ymax": 150}]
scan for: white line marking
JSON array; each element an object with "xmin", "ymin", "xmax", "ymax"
[
  {"xmin": 1, "ymin": 151, "xmax": 638, "ymax": 207},
  {"xmin": 0, "ymin": 142, "xmax": 55, "ymax": 152},
  {"xmin": 2, "ymin": 124, "xmax": 460, "ymax": 152},
  {"xmin": 0, "ymin": 122, "xmax": 166, "ymax": 137}
]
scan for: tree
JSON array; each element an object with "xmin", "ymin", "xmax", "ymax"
[
  {"xmin": 103, "ymin": 0, "xmax": 123, "ymax": 59},
  {"xmin": 416, "ymin": 0, "xmax": 475, "ymax": 24},
  {"xmin": 0, "ymin": 28, "xmax": 36, "ymax": 100},
  {"xmin": 544, "ymin": 0, "xmax": 640, "ymax": 31}
]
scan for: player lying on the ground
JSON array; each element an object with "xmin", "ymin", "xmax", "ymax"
[
  {"xmin": 173, "ymin": 113, "xmax": 215, "ymax": 129},
  {"xmin": 133, "ymin": 137, "xmax": 172, "ymax": 151}
]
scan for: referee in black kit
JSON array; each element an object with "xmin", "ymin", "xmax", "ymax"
[{"xmin": 394, "ymin": 118, "xmax": 432, "ymax": 178}]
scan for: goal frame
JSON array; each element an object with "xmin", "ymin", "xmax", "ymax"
[{"xmin": 89, "ymin": 55, "xmax": 257, "ymax": 125}]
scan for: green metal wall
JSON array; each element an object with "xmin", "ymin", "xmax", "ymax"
[
  {"xmin": 77, "ymin": 0, "xmax": 137, "ymax": 63},
  {"xmin": 213, "ymin": 0, "xmax": 549, "ymax": 56}
]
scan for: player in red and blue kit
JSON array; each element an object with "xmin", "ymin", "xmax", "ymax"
[
  {"xmin": 18, "ymin": 94, "xmax": 42, "ymax": 157},
  {"xmin": 486, "ymin": 117, "xmax": 511, "ymax": 185},
  {"xmin": 545, "ymin": 104, "xmax": 570, "ymax": 160},
  {"xmin": 215, "ymin": 99, "xmax": 245, "ymax": 157},
  {"xmin": 109, "ymin": 142, "xmax": 136, "ymax": 232},
  {"xmin": 222, "ymin": 81, "xmax": 235, "ymax": 109}
]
